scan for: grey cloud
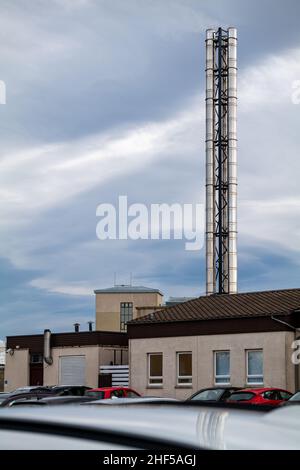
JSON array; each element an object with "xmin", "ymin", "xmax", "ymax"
[{"xmin": 1, "ymin": 0, "xmax": 300, "ymax": 337}]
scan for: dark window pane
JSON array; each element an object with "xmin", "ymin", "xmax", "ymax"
[
  {"xmin": 149, "ymin": 378, "xmax": 162, "ymax": 384},
  {"xmin": 178, "ymin": 377, "xmax": 192, "ymax": 384},
  {"xmin": 150, "ymin": 354, "xmax": 162, "ymax": 377},
  {"xmin": 178, "ymin": 353, "xmax": 192, "ymax": 377}
]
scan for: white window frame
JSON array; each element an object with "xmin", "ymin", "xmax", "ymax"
[
  {"xmin": 176, "ymin": 352, "xmax": 192, "ymax": 386},
  {"xmin": 214, "ymin": 351, "xmax": 230, "ymax": 385},
  {"xmin": 30, "ymin": 353, "xmax": 43, "ymax": 364},
  {"xmin": 246, "ymin": 349, "xmax": 264, "ymax": 385},
  {"xmin": 148, "ymin": 353, "xmax": 163, "ymax": 386}
]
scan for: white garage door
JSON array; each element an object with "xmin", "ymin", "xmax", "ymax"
[{"xmin": 59, "ymin": 356, "xmax": 86, "ymax": 385}]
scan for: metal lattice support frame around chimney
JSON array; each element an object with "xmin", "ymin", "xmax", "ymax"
[{"xmin": 205, "ymin": 27, "xmax": 237, "ymax": 295}]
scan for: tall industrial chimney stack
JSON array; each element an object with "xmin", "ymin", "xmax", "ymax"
[{"xmin": 205, "ymin": 27, "xmax": 237, "ymax": 295}]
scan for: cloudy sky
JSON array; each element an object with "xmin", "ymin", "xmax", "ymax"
[{"xmin": 1, "ymin": 0, "xmax": 300, "ymax": 338}]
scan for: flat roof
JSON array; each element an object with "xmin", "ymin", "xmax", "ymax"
[{"xmin": 94, "ymin": 285, "xmax": 163, "ymax": 295}]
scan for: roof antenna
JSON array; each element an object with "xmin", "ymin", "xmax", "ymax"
[
  {"xmin": 114, "ymin": 272, "xmax": 117, "ymax": 286},
  {"xmin": 130, "ymin": 272, "xmax": 133, "ymax": 286}
]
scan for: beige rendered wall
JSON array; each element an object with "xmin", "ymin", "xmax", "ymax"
[
  {"xmin": 4, "ymin": 349, "xmax": 29, "ymax": 392},
  {"xmin": 129, "ymin": 331, "xmax": 296, "ymax": 399},
  {"xmin": 95, "ymin": 292, "xmax": 163, "ymax": 331},
  {"xmin": 44, "ymin": 346, "xmax": 100, "ymax": 388}
]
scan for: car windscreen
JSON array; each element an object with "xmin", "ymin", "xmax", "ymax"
[
  {"xmin": 289, "ymin": 391, "xmax": 300, "ymax": 401},
  {"xmin": 84, "ymin": 391, "xmax": 105, "ymax": 399},
  {"xmin": 190, "ymin": 389, "xmax": 224, "ymax": 401},
  {"xmin": 228, "ymin": 392, "xmax": 255, "ymax": 401}
]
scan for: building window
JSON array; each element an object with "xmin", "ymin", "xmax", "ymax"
[
  {"xmin": 30, "ymin": 354, "xmax": 43, "ymax": 364},
  {"xmin": 177, "ymin": 352, "xmax": 192, "ymax": 385},
  {"xmin": 120, "ymin": 302, "xmax": 133, "ymax": 331},
  {"xmin": 246, "ymin": 350, "xmax": 263, "ymax": 385},
  {"xmin": 214, "ymin": 351, "xmax": 230, "ymax": 384},
  {"xmin": 148, "ymin": 353, "xmax": 163, "ymax": 385}
]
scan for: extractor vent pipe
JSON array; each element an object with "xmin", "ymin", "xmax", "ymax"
[{"xmin": 43, "ymin": 329, "xmax": 53, "ymax": 365}]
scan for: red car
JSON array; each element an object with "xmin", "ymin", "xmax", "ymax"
[
  {"xmin": 84, "ymin": 386, "xmax": 141, "ymax": 400},
  {"xmin": 227, "ymin": 387, "xmax": 292, "ymax": 406}
]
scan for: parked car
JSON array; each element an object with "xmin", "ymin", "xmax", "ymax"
[
  {"xmin": 9, "ymin": 396, "xmax": 97, "ymax": 407},
  {"xmin": 11, "ymin": 386, "xmax": 52, "ymax": 395},
  {"xmin": 227, "ymin": 388, "xmax": 292, "ymax": 405},
  {"xmin": 187, "ymin": 387, "xmax": 240, "ymax": 402},
  {"xmin": 84, "ymin": 386, "xmax": 141, "ymax": 400},
  {"xmin": 0, "ymin": 392, "xmax": 55, "ymax": 408}
]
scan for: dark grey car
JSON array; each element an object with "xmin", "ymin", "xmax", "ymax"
[
  {"xmin": 0, "ymin": 392, "xmax": 54, "ymax": 407},
  {"xmin": 9, "ymin": 396, "xmax": 97, "ymax": 407}
]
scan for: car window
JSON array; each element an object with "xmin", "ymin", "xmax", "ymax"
[
  {"xmin": 110, "ymin": 389, "xmax": 125, "ymax": 398},
  {"xmin": 289, "ymin": 391, "xmax": 300, "ymax": 401},
  {"xmin": 84, "ymin": 391, "xmax": 105, "ymax": 400},
  {"xmin": 228, "ymin": 392, "xmax": 255, "ymax": 401},
  {"xmin": 262, "ymin": 390, "xmax": 280, "ymax": 400},
  {"xmin": 126, "ymin": 390, "xmax": 140, "ymax": 398},
  {"xmin": 221, "ymin": 389, "xmax": 236, "ymax": 401},
  {"xmin": 279, "ymin": 391, "xmax": 293, "ymax": 400},
  {"xmin": 190, "ymin": 389, "xmax": 224, "ymax": 401}
]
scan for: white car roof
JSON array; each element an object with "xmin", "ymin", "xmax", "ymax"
[{"xmin": 0, "ymin": 403, "xmax": 299, "ymax": 449}]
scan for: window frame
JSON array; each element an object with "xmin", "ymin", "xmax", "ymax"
[
  {"xmin": 246, "ymin": 349, "xmax": 264, "ymax": 385},
  {"xmin": 30, "ymin": 354, "xmax": 43, "ymax": 364},
  {"xmin": 214, "ymin": 350, "xmax": 231, "ymax": 385},
  {"xmin": 148, "ymin": 353, "xmax": 163, "ymax": 386},
  {"xmin": 176, "ymin": 351, "xmax": 192, "ymax": 386}
]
